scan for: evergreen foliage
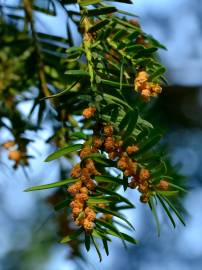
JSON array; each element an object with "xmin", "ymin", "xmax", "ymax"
[{"xmin": 0, "ymin": 0, "xmax": 186, "ymax": 260}]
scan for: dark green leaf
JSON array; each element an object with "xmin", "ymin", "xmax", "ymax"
[
  {"xmin": 119, "ymin": 111, "xmax": 131, "ymax": 130},
  {"xmin": 157, "ymin": 195, "xmax": 176, "ymax": 228},
  {"xmin": 112, "ymin": 29, "xmax": 128, "ymax": 41},
  {"xmin": 136, "ymin": 47, "xmax": 158, "ymax": 58},
  {"xmin": 65, "ymin": 70, "xmax": 90, "ymax": 77},
  {"xmin": 80, "ymin": 0, "xmax": 101, "ymax": 6},
  {"xmin": 96, "ymin": 219, "xmax": 127, "ymax": 247},
  {"xmin": 102, "ymin": 79, "xmax": 133, "ymax": 89},
  {"xmin": 37, "ymin": 32, "xmax": 68, "ymax": 43},
  {"xmin": 45, "ymin": 144, "xmax": 83, "ymax": 162},
  {"xmin": 96, "ymin": 219, "xmax": 120, "ymax": 234},
  {"xmin": 95, "ymin": 175, "xmax": 123, "ymax": 185},
  {"xmin": 96, "ymin": 186, "xmax": 134, "ymax": 207},
  {"xmin": 88, "ymin": 19, "xmax": 109, "ymax": 33},
  {"xmin": 60, "ymin": 228, "xmax": 83, "ymax": 243},
  {"xmin": 119, "ymin": 59, "xmax": 124, "ymax": 91},
  {"xmin": 156, "ymin": 190, "xmax": 179, "ymax": 197},
  {"xmin": 151, "ymin": 175, "xmax": 173, "ymax": 184},
  {"xmin": 138, "ymin": 135, "xmax": 162, "ymax": 154},
  {"xmin": 123, "ymin": 176, "xmax": 128, "ymax": 191},
  {"xmin": 124, "ymin": 44, "xmax": 145, "ymax": 53},
  {"xmin": 137, "ymin": 116, "xmax": 154, "ymax": 129},
  {"xmin": 103, "ymin": 93, "xmax": 133, "ymax": 110},
  {"xmin": 70, "ymin": 132, "xmax": 87, "ymax": 140},
  {"xmin": 114, "ymin": 17, "xmax": 141, "ymax": 31},
  {"xmin": 113, "ymin": 219, "xmax": 133, "ymax": 231},
  {"xmin": 147, "ymin": 34, "xmax": 167, "ymax": 50},
  {"xmin": 168, "ymin": 183, "xmax": 187, "ymax": 193},
  {"xmin": 149, "ymin": 66, "xmax": 166, "ymax": 81},
  {"xmin": 91, "ymin": 235, "xmax": 102, "ymax": 261},
  {"xmin": 111, "ymin": 105, "xmax": 119, "ymax": 122},
  {"xmin": 149, "ymin": 197, "xmax": 160, "ymax": 236},
  {"xmin": 106, "ymin": 229, "xmax": 138, "ymax": 245},
  {"xmin": 92, "ymin": 229, "xmax": 111, "ymax": 241},
  {"xmin": 24, "ymin": 178, "xmax": 77, "ymax": 192},
  {"xmin": 150, "ymin": 160, "xmax": 167, "ymax": 176},
  {"xmin": 85, "ymin": 233, "xmax": 91, "ymax": 252},
  {"xmin": 87, "ymin": 6, "xmax": 117, "ymax": 16},
  {"xmin": 94, "ymin": 206, "xmax": 135, "ymax": 230},
  {"xmin": 81, "ymin": 153, "xmax": 115, "ymax": 167},
  {"xmin": 66, "ymin": 46, "xmax": 83, "ymax": 54},
  {"xmin": 43, "ymin": 81, "xmax": 79, "ymax": 99},
  {"xmin": 125, "ymin": 110, "xmax": 138, "ymax": 137},
  {"xmin": 117, "ymin": 8, "xmax": 138, "ymax": 17},
  {"xmin": 103, "ymin": 239, "xmax": 109, "ymax": 256},
  {"xmin": 54, "ymin": 198, "xmax": 71, "ymax": 211},
  {"xmin": 161, "ymin": 196, "xmax": 186, "ymax": 226},
  {"xmin": 33, "ymin": 4, "xmax": 56, "ymax": 16},
  {"xmin": 88, "ymin": 196, "xmax": 113, "ymax": 204},
  {"xmin": 119, "ymin": 109, "xmax": 138, "ymax": 137}
]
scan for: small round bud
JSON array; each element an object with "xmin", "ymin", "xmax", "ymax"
[
  {"xmin": 85, "ymin": 179, "xmax": 96, "ymax": 190},
  {"xmin": 82, "ymin": 107, "xmax": 96, "ymax": 119},
  {"xmin": 141, "ymin": 89, "xmax": 151, "ymax": 102},
  {"xmin": 117, "ymin": 156, "xmax": 128, "ymax": 170},
  {"xmin": 70, "ymin": 200, "xmax": 83, "ymax": 209},
  {"xmin": 104, "ymin": 137, "xmax": 115, "ymax": 152},
  {"xmin": 2, "ymin": 140, "xmax": 16, "ymax": 149},
  {"xmin": 85, "ymin": 159, "xmax": 95, "ymax": 169},
  {"xmin": 134, "ymin": 71, "xmax": 149, "ymax": 91},
  {"xmin": 156, "ymin": 180, "xmax": 169, "ymax": 190},
  {"xmin": 80, "ymin": 147, "xmax": 92, "ymax": 159},
  {"xmin": 75, "ymin": 193, "xmax": 89, "ymax": 202},
  {"xmin": 151, "ymin": 83, "xmax": 162, "ymax": 94},
  {"xmin": 70, "ymin": 163, "xmax": 81, "ymax": 178},
  {"xmin": 67, "ymin": 181, "xmax": 82, "ymax": 194},
  {"xmin": 83, "ymin": 219, "xmax": 94, "ymax": 231},
  {"xmin": 129, "ymin": 19, "xmax": 140, "ymax": 27},
  {"xmin": 75, "ymin": 218, "xmax": 84, "ymax": 226},
  {"xmin": 126, "ymin": 145, "xmax": 139, "ymax": 155},
  {"xmin": 108, "ymin": 151, "xmax": 117, "ymax": 160},
  {"xmin": 72, "ymin": 207, "xmax": 82, "ymax": 216},
  {"xmin": 85, "ymin": 207, "xmax": 96, "ymax": 221},
  {"xmin": 8, "ymin": 150, "xmax": 22, "ymax": 162},
  {"xmin": 101, "ymin": 214, "xmax": 113, "ymax": 220},
  {"xmin": 124, "ymin": 169, "xmax": 131, "ymax": 177},
  {"xmin": 140, "ymin": 194, "xmax": 149, "ymax": 203},
  {"xmin": 139, "ymin": 168, "xmax": 150, "ymax": 181},
  {"xmin": 103, "ymin": 125, "xmax": 113, "ymax": 137},
  {"xmin": 138, "ymin": 183, "xmax": 149, "ymax": 193},
  {"xmin": 129, "ymin": 180, "xmax": 138, "ymax": 189},
  {"xmin": 98, "ymin": 203, "xmax": 106, "ymax": 208},
  {"xmin": 80, "ymin": 187, "xmax": 89, "ymax": 194},
  {"xmin": 93, "ymin": 137, "xmax": 103, "ymax": 148}
]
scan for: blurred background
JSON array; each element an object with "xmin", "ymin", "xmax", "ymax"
[{"xmin": 0, "ymin": 0, "xmax": 202, "ymax": 269}]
